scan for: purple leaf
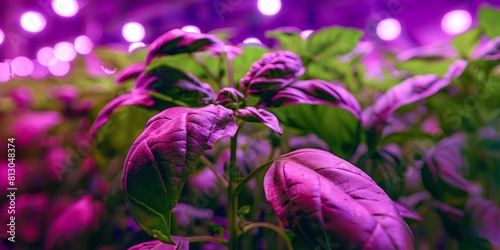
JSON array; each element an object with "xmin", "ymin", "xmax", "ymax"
[
  {"xmin": 116, "ymin": 63, "xmax": 145, "ymax": 84},
  {"xmin": 362, "ymin": 60, "xmax": 467, "ymax": 134},
  {"xmin": 393, "ymin": 201, "xmax": 423, "ymax": 222},
  {"xmin": 135, "ymin": 65, "xmax": 215, "ymax": 106},
  {"xmin": 462, "ymin": 197, "xmax": 500, "ymax": 247},
  {"xmin": 45, "ymin": 195, "xmax": 104, "ymax": 249},
  {"xmin": 215, "ymin": 87, "xmax": 246, "ymax": 109},
  {"xmin": 261, "ymin": 79, "xmax": 361, "ymax": 119},
  {"xmin": 10, "ymin": 86, "xmax": 33, "ymax": 108},
  {"xmin": 172, "ymin": 203, "xmax": 214, "ymax": 227},
  {"xmin": 122, "ymin": 105, "xmax": 237, "ymax": 244},
  {"xmin": 129, "ymin": 237, "xmax": 189, "ymax": 250},
  {"xmin": 472, "ymin": 36, "xmax": 500, "ymax": 61},
  {"xmin": 9, "ymin": 111, "xmax": 63, "ymax": 146},
  {"xmin": 235, "ymin": 107, "xmax": 283, "ymax": 134},
  {"xmin": 146, "ymin": 29, "xmax": 225, "ymax": 63},
  {"xmin": 264, "ymin": 148, "xmax": 414, "ymax": 249},
  {"xmin": 240, "ymin": 51, "xmax": 305, "ymax": 96},
  {"xmin": 421, "ymin": 133, "xmax": 481, "ymax": 206},
  {"xmin": 89, "ymin": 89, "xmax": 154, "ymax": 136}
]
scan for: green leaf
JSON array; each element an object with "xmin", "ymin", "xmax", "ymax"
[
  {"xmin": 479, "ymin": 6, "xmax": 500, "ymax": 38},
  {"xmin": 452, "ymin": 28, "xmax": 482, "ymax": 59},
  {"xmin": 238, "ymin": 205, "xmax": 251, "ymax": 216},
  {"xmin": 232, "ymin": 46, "xmax": 269, "ymax": 83},
  {"xmin": 209, "ymin": 223, "xmax": 225, "ymax": 238},
  {"xmin": 268, "ymin": 105, "xmax": 360, "ymax": 159},
  {"xmin": 305, "ymin": 26, "xmax": 363, "ymax": 62},
  {"xmin": 93, "ymin": 105, "xmax": 157, "ymax": 171},
  {"xmin": 266, "ymin": 29, "xmax": 306, "ymax": 55},
  {"xmin": 396, "ymin": 58, "xmax": 454, "ymax": 76}
]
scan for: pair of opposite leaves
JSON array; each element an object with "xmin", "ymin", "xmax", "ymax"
[{"xmin": 123, "ymin": 104, "xmax": 414, "ymax": 250}]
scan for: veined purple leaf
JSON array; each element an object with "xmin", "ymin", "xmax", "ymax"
[
  {"xmin": 116, "ymin": 63, "xmax": 145, "ymax": 84},
  {"xmin": 261, "ymin": 79, "xmax": 361, "ymax": 119},
  {"xmin": 235, "ymin": 107, "xmax": 283, "ymax": 134},
  {"xmin": 393, "ymin": 201, "xmax": 422, "ymax": 222},
  {"xmin": 264, "ymin": 148, "xmax": 414, "ymax": 250},
  {"xmin": 146, "ymin": 29, "xmax": 225, "ymax": 64},
  {"xmin": 462, "ymin": 197, "xmax": 500, "ymax": 247},
  {"xmin": 89, "ymin": 89, "xmax": 154, "ymax": 136},
  {"xmin": 129, "ymin": 237, "xmax": 189, "ymax": 250},
  {"xmin": 421, "ymin": 133, "xmax": 481, "ymax": 207},
  {"xmin": 123, "ymin": 105, "xmax": 237, "ymax": 244},
  {"xmin": 362, "ymin": 60, "xmax": 467, "ymax": 134},
  {"xmin": 135, "ymin": 65, "xmax": 215, "ymax": 106},
  {"xmin": 240, "ymin": 51, "xmax": 305, "ymax": 96},
  {"xmin": 215, "ymin": 87, "xmax": 246, "ymax": 109},
  {"xmin": 45, "ymin": 195, "xmax": 104, "ymax": 249}
]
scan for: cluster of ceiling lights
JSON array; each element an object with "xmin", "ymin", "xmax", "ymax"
[{"xmin": 0, "ymin": 0, "xmax": 474, "ymax": 82}]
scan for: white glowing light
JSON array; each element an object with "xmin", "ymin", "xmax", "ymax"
[
  {"xmin": 20, "ymin": 11, "xmax": 46, "ymax": 33},
  {"xmin": 52, "ymin": 0, "xmax": 79, "ymax": 17},
  {"xmin": 243, "ymin": 37, "xmax": 262, "ymax": 44},
  {"xmin": 54, "ymin": 42, "xmax": 77, "ymax": 62},
  {"xmin": 181, "ymin": 25, "xmax": 201, "ymax": 34},
  {"xmin": 122, "ymin": 22, "xmax": 145, "ymax": 42},
  {"xmin": 376, "ymin": 18, "xmax": 401, "ymax": 41},
  {"xmin": 37, "ymin": 47, "xmax": 57, "ymax": 66},
  {"xmin": 441, "ymin": 10, "xmax": 472, "ymax": 35},
  {"xmin": 12, "ymin": 57, "xmax": 34, "ymax": 77},
  {"xmin": 300, "ymin": 30, "xmax": 313, "ymax": 39},
  {"xmin": 0, "ymin": 29, "xmax": 4, "ymax": 45},
  {"xmin": 128, "ymin": 42, "xmax": 146, "ymax": 53},
  {"xmin": 258, "ymin": 0, "xmax": 281, "ymax": 16},
  {"xmin": 74, "ymin": 35, "xmax": 93, "ymax": 54},
  {"xmin": 48, "ymin": 60, "xmax": 70, "ymax": 76}
]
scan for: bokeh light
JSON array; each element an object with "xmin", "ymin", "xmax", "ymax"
[
  {"xmin": 48, "ymin": 60, "xmax": 70, "ymax": 76},
  {"xmin": 181, "ymin": 25, "xmax": 201, "ymax": 34},
  {"xmin": 128, "ymin": 42, "xmax": 146, "ymax": 53},
  {"xmin": 101, "ymin": 65, "xmax": 117, "ymax": 74},
  {"xmin": 441, "ymin": 10, "xmax": 472, "ymax": 35},
  {"xmin": 74, "ymin": 35, "xmax": 94, "ymax": 54},
  {"xmin": 54, "ymin": 42, "xmax": 77, "ymax": 62},
  {"xmin": 12, "ymin": 57, "xmax": 34, "ymax": 77},
  {"xmin": 376, "ymin": 18, "xmax": 401, "ymax": 41},
  {"xmin": 122, "ymin": 22, "xmax": 145, "ymax": 42},
  {"xmin": 258, "ymin": 0, "xmax": 281, "ymax": 16},
  {"xmin": 0, "ymin": 29, "xmax": 4, "ymax": 45},
  {"xmin": 37, "ymin": 47, "xmax": 57, "ymax": 66},
  {"xmin": 20, "ymin": 11, "xmax": 46, "ymax": 33},
  {"xmin": 0, "ymin": 62, "xmax": 12, "ymax": 82},
  {"xmin": 300, "ymin": 30, "xmax": 313, "ymax": 39},
  {"xmin": 52, "ymin": 0, "xmax": 79, "ymax": 17},
  {"xmin": 243, "ymin": 37, "xmax": 262, "ymax": 44},
  {"xmin": 30, "ymin": 60, "xmax": 49, "ymax": 79}
]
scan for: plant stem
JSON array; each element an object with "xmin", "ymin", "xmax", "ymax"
[
  {"xmin": 234, "ymin": 161, "xmax": 273, "ymax": 195},
  {"xmin": 241, "ymin": 222, "xmax": 293, "ymax": 250},
  {"xmin": 200, "ymin": 155, "xmax": 228, "ymax": 187},
  {"xmin": 228, "ymin": 129, "xmax": 240, "ymax": 250},
  {"xmin": 226, "ymin": 54, "xmax": 235, "ymax": 88},
  {"xmin": 186, "ymin": 235, "xmax": 227, "ymax": 246}
]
